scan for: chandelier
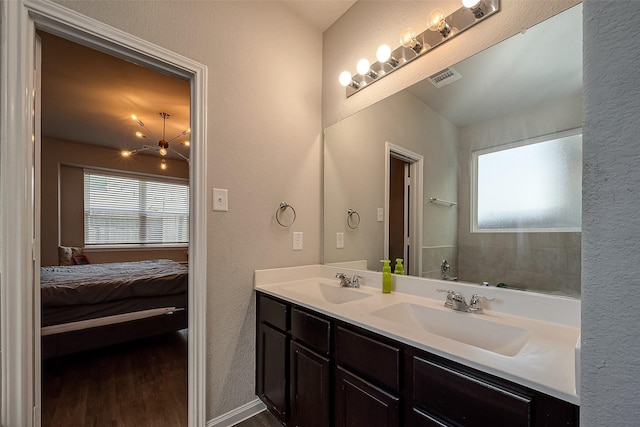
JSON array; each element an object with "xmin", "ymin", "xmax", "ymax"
[{"xmin": 121, "ymin": 112, "xmax": 190, "ymax": 170}]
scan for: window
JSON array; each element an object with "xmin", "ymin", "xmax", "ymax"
[
  {"xmin": 84, "ymin": 170, "xmax": 189, "ymax": 246},
  {"xmin": 471, "ymin": 129, "xmax": 582, "ymax": 232}
]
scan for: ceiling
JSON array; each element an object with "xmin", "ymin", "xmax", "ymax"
[
  {"xmin": 40, "ymin": 31, "xmax": 192, "ymax": 161},
  {"xmin": 282, "ymin": 0, "xmax": 356, "ymax": 32}
]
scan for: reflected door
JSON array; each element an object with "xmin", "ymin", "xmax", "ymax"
[{"xmin": 389, "ymin": 156, "xmax": 410, "ymax": 272}]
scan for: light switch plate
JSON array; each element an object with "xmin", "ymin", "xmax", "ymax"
[
  {"xmin": 336, "ymin": 232, "xmax": 344, "ymax": 249},
  {"xmin": 213, "ymin": 188, "xmax": 228, "ymax": 211},
  {"xmin": 293, "ymin": 232, "xmax": 303, "ymax": 251},
  {"xmin": 377, "ymin": 208, "xmax": 384, "ymax": 222}
]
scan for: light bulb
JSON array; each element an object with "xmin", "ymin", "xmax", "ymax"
[
  {"xmin": 135, "ymin": 131, "xmax": 144, "ymax": 138},
  {"xmin": 400, "ymin": 27, "xmax": 417, "ymax": 48},
  {"xmin": 183, "ymin": 140, "xmax": 190, "ymax": 147},
  {"xmin": 131, "ymin": 114, "xmax": 137, "ymax": 121},
  {"xmin": 376, "ymin": 44, "xmax": 392, "ymax": 63},
  {"xmin": 356, "ymin": 58, "xmax": 371, "ymax": 76},
  {"xmin": 462, "ymin": 0, "xmax": 481, "ymax": 8},
  {"xmin": 160, "ymin": 159, "xmax": 167, "ymax": 170},
  {"xmin": 159, "ymin": 147, "xmax": 168, "ymax": 156},
  {"xmin": 339, "ymin": 71, "xmax": 352, "ymax": 87},
  {"xmin": 463, "ymin": 0, "xmax": 485, "ymax": 18},
  {"xmin": 121, "ymin": 150, "xmax": 132, "ymax": 157},
  {"xmin": 428, "ymin": 9, "xmax": 445, "ymax": 31}
]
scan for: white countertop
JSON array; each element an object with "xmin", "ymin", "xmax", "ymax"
[{"xmin": 255, "ymin": 264, "xmax": 581, "ymax": 405}]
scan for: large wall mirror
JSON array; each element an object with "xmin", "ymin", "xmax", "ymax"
[{"xmin": 323, "ymin": 4, "xmax": 582, "ymax": 298}]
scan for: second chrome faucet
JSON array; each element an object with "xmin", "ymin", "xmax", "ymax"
[{"xmin": 437, "ymin": 289, "xmax": 494, "ymax": 314}]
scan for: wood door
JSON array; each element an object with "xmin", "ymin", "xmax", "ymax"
[{"xmin": 389, "ymin": 156, "xmax": 409, "ymax": 271}]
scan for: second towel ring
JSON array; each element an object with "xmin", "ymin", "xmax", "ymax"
[
  {"xmin": 347, "ymin": 209, "xmax": 360, "ymax": 229},
  {"xmin": 276, "ymin": 202, "xmax": 296, "ymax": 227}
]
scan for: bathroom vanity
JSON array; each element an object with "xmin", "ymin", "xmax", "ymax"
[{"xmin": 254, "ymin": 265, "xmax": 580, "ymax": 427}]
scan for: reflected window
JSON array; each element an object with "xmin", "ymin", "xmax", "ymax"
[{"xmin": 472, "ymin": 130, "xmax": 582, "ymax": 232}]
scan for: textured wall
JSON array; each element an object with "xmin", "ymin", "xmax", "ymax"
[
  {"xmin": 54, "ymin": 0, "xmax": 323, "ymax": 420},
  {"xmin": 582, "ymin": 1, "xmax": 640, "ymax": 424}
]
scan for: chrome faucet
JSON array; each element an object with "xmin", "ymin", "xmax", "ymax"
[
  {"xmin": 335, "ymin": 273, "xmax": 361, "ymax": 288},
  {"xmin": 437, "ymin": 289, "xmax": 494, "ymax": 313}
]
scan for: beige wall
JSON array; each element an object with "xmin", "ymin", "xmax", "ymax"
[
  {"xmin": 41, "ymin": 137, "xmax": 189, "ymax": 266},
  {"xmin": 53, "ymin": 0, "xmax": 323, "ymax": 419}
]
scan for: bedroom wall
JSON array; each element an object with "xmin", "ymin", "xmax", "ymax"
[
  {"xmin": 41, "ymin": 137, "xmax": 189, "ymax": 266},
  {"xmin": 53, "ymin": 0, "xmax": 322, "ymax": 420}
]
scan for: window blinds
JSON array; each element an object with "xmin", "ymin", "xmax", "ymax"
[{"xmin": 84, "ymin": 170, "xmax": 189, "ymax": 245}]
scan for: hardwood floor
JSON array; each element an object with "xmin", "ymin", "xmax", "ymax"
[
  {"xmin": 235, "ymin": 411, "xmax": 283, "ymax": 427},
  {"xmin": 42, "ymin": 330, "xmax": 188, "ymax": 427}
]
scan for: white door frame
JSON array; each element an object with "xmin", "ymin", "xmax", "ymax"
[
  {"xmin": 384, "ymin": 142, "xmax": 423, "ymax": 277},
  {"xmin": 0, "ymin": 1, "xmax": 208, "ymax": 426}
]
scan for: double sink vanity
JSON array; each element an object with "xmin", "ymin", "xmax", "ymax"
[{"xmin": 254, "ymin": 264, "xmax": 580, "ymax": 426}]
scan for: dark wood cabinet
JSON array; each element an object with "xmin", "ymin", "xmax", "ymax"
[
  {"xmin": 412, "ymin": 356, "xmax": 531, "ymax": 427},
  {"xmin": 257, "ymin": 322, "xmax": 288, "ymax": 422},
  {"xmin": 289, "ymin": 341, "xmax": 331, "ymax": 427},
  {"xmin": 335, "ymin": 367, "xmax": 399, "ymax": 427},
  {"xmin": 255, "ymin": 290, "xmax": 579, "ymax": 427},
  {"xmin": 256, "ymin": 293, "xmax": 289, "ymax": 423}
]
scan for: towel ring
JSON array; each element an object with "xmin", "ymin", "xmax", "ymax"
[
  {"xmin": 347, "ymin": 209, "xmax": 361, "ymax": 229},
  {"xmin": 276, "ymin": 202, "xmax": 296, "ymax": 227}
]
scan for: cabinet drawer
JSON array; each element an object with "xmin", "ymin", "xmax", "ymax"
[
  {"xmin": 413, "ymin": 357, "xmax": 532, "ymax": 427},
  {"xmin": 291, "ymin": 307, "xmax": 331, "ymax": 355},
  {"xmin": 336, "ymin": 326, "xmax": 400, "ymax": 393},
  {"xmin": 259, "ymin": 293, "xmax": 288, "ymax": 332}
]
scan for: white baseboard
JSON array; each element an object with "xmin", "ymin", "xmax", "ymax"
[{"xmin": 207, "ymin": 398, "xmax": 267, "ymax": 427}]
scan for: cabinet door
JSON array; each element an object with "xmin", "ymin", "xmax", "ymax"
[
  {"xmin": 335, "ymin": 367, "xmax": 399, "ymax": 427},
  {"xmin": 290, "ymin": 341, "xmax": 330, "ymax": 427},
  {"xmin": 257, "ymin": 323, "xmax": 288, "ymax": 422}
]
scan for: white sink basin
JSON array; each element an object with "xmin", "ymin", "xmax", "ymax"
[
  {"xmin": 283, "ymin": 281, "xmax": 372, "ymax": 305},
  {"xmin": 370, "ymin": 302, "xmax": 530, "ymax": 356}
]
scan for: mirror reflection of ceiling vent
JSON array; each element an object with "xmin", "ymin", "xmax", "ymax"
[{"xmin": 428, "ymin": 67, "xmax": 462, "ymax": 88}]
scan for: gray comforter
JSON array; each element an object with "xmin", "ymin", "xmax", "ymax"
[{"xmin": 40, "ymin": 259, "xmax": 188, "ymax": 307}]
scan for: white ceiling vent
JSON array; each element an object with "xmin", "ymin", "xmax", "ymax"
[{"xmin": 427, "ymin": 67, "xmax": 462, "ymax": 88}]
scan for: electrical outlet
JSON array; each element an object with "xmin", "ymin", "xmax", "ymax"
[
  {"xmin": 293, "ymin": 232, "xmax": 303, "ymax": 250},
  {"xmin": 336, "ymin": 232, "xmax": 344, "ymax": 249}
]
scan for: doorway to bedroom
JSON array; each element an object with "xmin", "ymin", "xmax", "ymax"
[{"xmin": 38, "ymin": 31, "xmax": 191, "ymax": 425}]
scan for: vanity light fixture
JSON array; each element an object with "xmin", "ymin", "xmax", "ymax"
[
  {"xmin": 463, "ymin": 0, "xmax": 487, "ymax": 18},
  {"xmin": 399, "ymin": 28, "xmax": 423, "ymax": 54},
  {"xmin": 339, "ymin": 70, "xmax": 360, "ymax": 89},
  {"xmin": 376, "ymin": 44, "xmax": 399, "ymax": 67},
  {"xmin": 428, "ymin": 9, "xmax": 452, "ymax": 37},
  {"xmin": 339, "ymin": 0, "xmax": 500, "ymax": 98},
  {"xmin": 356, "ymin": 58, "xmax": 377, "ymax": 79}
]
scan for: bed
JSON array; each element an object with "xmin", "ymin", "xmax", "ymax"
[{"xmin": 40, "ymin": 259, "xmax": 188, "ymax": 358}]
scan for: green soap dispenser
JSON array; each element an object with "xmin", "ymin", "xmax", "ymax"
[
  {"xmin": 381, "ymin": 260, "xmax": 392, "ymax": 293},
  {"xmin": 394, "ymin": 258, "xmax": 405, "ymax": 275}
]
